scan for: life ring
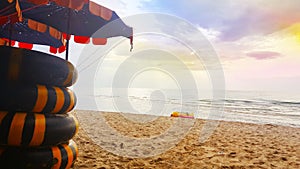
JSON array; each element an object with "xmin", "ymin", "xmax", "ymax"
[
  {"xmin": 0, "ymin": 140, "xmax": 78, "ymax": 169},
  {"xmin": 0, "ymin": 84, "xmax": 76, "ymax": 114},
  {"xmin": 0, "ymin": 46, "xmax": 77, "ymax": 87},
  {"xmin": 0, "ymin": 112, "xmax": 78, "ymax": 147}
]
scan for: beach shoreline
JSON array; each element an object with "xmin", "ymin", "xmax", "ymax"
[{"xmin": 71, "ymin": 110, "xmax": 300, "ymax": 169}]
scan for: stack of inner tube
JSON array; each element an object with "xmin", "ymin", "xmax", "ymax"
[{"xmin": 0, "ymin": 46, "xmax": 79, "ymax": 169}]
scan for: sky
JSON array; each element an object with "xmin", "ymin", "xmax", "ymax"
[{"xmin": 44, "ymin": 0, "xmax": 300, "ymax": 93}]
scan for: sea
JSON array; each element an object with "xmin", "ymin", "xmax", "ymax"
[{"xmin": 77, "ymin": 88, "xmax": 300, "ymax": 128}]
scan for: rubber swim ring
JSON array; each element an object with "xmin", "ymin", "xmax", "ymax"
[
  {"xmin": 0, "ymin": 140, "xmax": 78, "ymax": 169},
  {"xmin": 0, "ymin": 112, "xmax": 78, "ymax": 147},
  {"xmin": 0, "ymin": 46, "xmax": 77, "ymax": 87},
  {"xmin": 0, "ymin": 84, "xmax": 76, "ymax": 114}
]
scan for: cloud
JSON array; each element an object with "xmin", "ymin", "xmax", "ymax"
[
  {"xmin": 213, "ymin": 22, "xmax": 300, "ymax": 63},
  {"xmin": 141, "ymin": 0, "xmax": 300, "ymax": 41},
  {"xmin": 219, "ymin": 3, "xmax": 300, "ymax": 41},
  {"xmin": 197, "ymin": 26, "xmax": 221, "ymax": 42},
  {"xmin": 91, "ymin": 0, "xmax": 300, "ymax": 44},
  {"xmin": 246, "ymin": 51, "xmax": 282, "ymax": 60}
]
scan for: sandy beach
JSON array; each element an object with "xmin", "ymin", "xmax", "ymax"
[{"xmin": 71, "ymin": 110, "xmax": 300, "ymax": 169}]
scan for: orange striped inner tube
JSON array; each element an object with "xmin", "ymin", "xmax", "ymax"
[
  {"xmin": 0, "ymin": 84, "xmax": 76, "ymax": 114},
  {"xmin": 0, "ymin": 46, "xmax": 77, "ymax": 87},
  {"xmin": 0, "ymin": 112, "xmax": 79, "ymax": 147},
  {"xmin": 0, "ymin": 140, "xmax": 78, "ymax": 169}
]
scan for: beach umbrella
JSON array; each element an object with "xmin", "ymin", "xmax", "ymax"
[{"xmin": 0, "ymin": 0, "xmax": 133, "ymax": 57}]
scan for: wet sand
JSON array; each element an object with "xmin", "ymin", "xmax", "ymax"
[{"xmin": 71, "ymin": 110, "xmax": 300, "ymax": 169}]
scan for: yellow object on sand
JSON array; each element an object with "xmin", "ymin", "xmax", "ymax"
[
  {"xmin": 171, "ymin": 111, "xmax": 180, "ymax": 117},
  {"xmin": 171, "ymin": 112, "xmax": 194, "ymax": 119}
]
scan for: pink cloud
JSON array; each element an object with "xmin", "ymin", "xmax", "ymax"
[{"xmin": 246, "ymin": 51, "xmax": 282, "ymax": 60}]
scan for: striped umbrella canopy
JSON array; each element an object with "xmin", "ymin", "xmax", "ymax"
[
  {"xmin": 0, "ymin": 0, "xmax": 133, "ymax": 54},
  {"xmin": 0, "ymin": 18, "xmax": 64, "ymax": 49}
]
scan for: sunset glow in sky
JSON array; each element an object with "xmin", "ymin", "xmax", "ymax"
[{"xmin": 63, "ymin": 0, "xmax": 300, "ymax": 92}]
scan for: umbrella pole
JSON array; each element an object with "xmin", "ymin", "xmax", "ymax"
[
  {"xmin": 65, "ymin": 8, "xmax": 71, "ymax": 61},
  {"xmin": 66, "ymin": 39, "xmax": 69, "ymax": 60}
]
